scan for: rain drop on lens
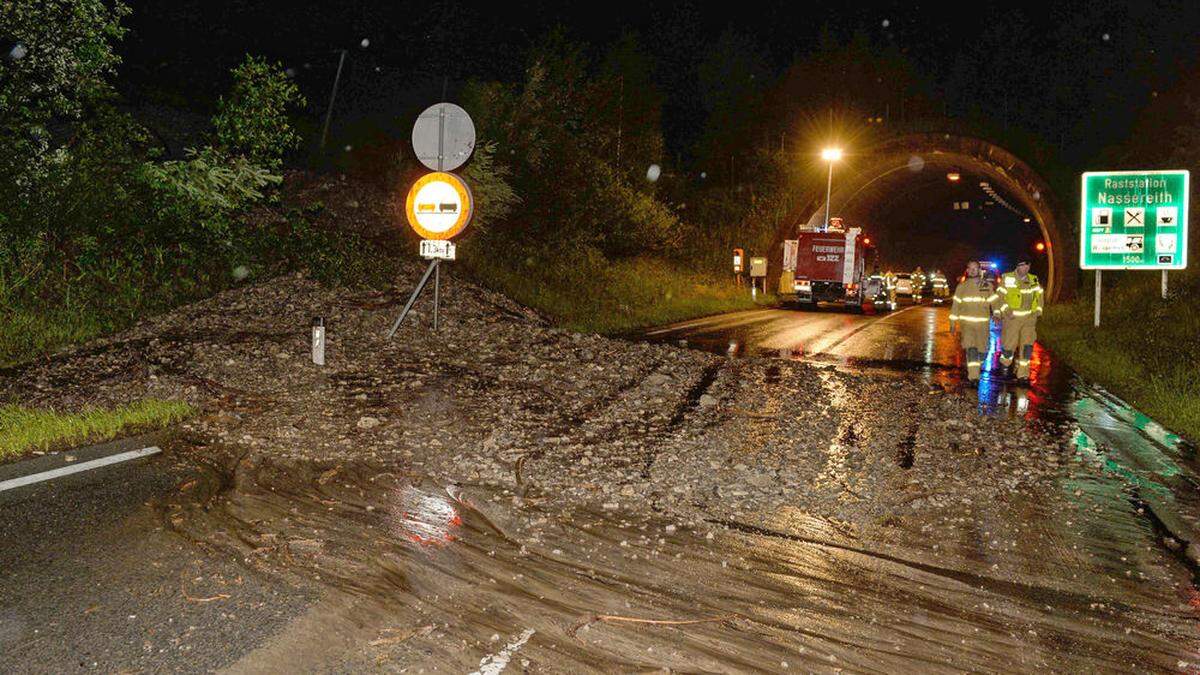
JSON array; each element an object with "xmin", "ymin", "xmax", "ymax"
[{"xmin": 907, "ymin": 155, "xmax": 925, "ymax": 172}]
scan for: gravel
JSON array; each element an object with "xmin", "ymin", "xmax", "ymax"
[{"xmin": 0, "ymin": 269, "xmax": 1097, "ymax": 539}]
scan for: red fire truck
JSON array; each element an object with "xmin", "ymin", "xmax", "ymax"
[{"xmin": 780, "ymin": 220, "xmax": 889, "ymax": 311}]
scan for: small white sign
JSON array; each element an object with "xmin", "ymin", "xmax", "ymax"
[
  {"xmin": 1124, "ymin": 207, "xmax": 1144, "ymax": 227},
  {"xmin": 1158, "ymin": 206, "xmax": 1179, "ymax": 227},
  {"xmin": 1156, "ymin": 233, "xmax": 1178, "ymax": 253},
  {"xmin": 1091, "ymin": 233, "xmax": 1143, "ymax": 254},
  {"xmin": 420, "ymin": 239, "xmax": 456, "ymax": 260},
  {"xmin": 1092, "ymin": 207, "xmax": 1113, "ymax": 228}
]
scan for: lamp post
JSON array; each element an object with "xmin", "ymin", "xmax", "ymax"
[{"xmin": 821, "ymin": 147, "xmax": 843, "ymax": 231}]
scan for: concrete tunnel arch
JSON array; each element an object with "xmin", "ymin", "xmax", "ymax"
[{"xmin": 777, "ymin": 133, "xmax": 1069, "ymax": 301}]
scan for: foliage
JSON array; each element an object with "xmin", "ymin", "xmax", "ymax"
[
  {"xmin": 0, "ymin": 0, "xmax": 129, "ymax": 167},
  {"xmin": 463, "ymin": 31, "xmax": 681, "ymax": 258},
  {"xmin": 0, "ymin": 4, "xmax": 343, "ymax": 366},
  {"xmin": 464, "ymin": 246, "xmax": 763, "ymax": 335},
  {"xmin": 141, "ymin": 147, "xmax": 280, "ymax": 251},
  {"xmin": 213, "ymin": 55, "xmax": 305, "ymax": 169},
  {"xmin": 1041, "ymin": 270, "xmax": 1200, "ymax": 443},
  {"xmin": 0, "ymin": 399, "xmax": 193, "ymax": 461},
  {"xmin": 459, "ymin": 140, "xmax": 519, "ymax": 232}
]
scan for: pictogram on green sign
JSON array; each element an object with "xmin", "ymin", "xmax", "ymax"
[{"xmin": 1080, "ymin": 170, "xmax": 1189, "ymax": 270}]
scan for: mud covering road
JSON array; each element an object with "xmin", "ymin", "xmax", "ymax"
[{"xmin": 2, "ymin": 273, "xmax": 1199, "ymax": 672}]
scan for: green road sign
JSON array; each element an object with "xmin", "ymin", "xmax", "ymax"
[{"xmin": 1080, "ymin": 170, "xmax": 1189, "ymax": 270}]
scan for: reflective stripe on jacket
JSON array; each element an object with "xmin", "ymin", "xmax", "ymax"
[
  {"xmin": 950, "ymin": 277, "xmax": 1000, "ymax": 324},
  {"xmin": 999, "ymin": 272, "xmax": 1043, "ymax": 315}
]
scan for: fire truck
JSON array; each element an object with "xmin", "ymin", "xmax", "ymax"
[{"xmin": 779, "ymin": 218, "xmax": 889, "ymax": 311}]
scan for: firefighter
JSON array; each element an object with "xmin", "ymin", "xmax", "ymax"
[
  {"xmin": 998, "ymin": 260, "xmax": 1043, "ymax": 381},
  {"xmin": 912, "ymin": 266, "xmax": 926, "ymax": 302},
  {"xmin": 949, "ymin": 261, "xmax": 1000, "ymax": 385}
]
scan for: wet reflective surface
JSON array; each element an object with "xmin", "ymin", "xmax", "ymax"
[
  {"xmin": 19, "ymin": 301, "xmax": 1194, "ymax": 672},
  {"xmin": 165, "ymin": 446, "xmax": 1200, "ymax": 672}
]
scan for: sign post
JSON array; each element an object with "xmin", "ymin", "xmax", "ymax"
[
  {"xmin": 1080, "ymin": 170, "xmax": 1189, "ymax": 326},
  {"xmin": 387, "ymin": 103, "xmax": 476, "ymax": 337}
]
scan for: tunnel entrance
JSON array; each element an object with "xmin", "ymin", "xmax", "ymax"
[{"xmin": 781, "ymin": 134, "xmax": 1068, "ymax": 300}]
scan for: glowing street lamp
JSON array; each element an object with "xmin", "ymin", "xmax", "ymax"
[
  {"xmin": 946, "ymin": 172, "xmax": 961, "ymax": 182},
  {"xmin": 821, "ymin": 147, "xmax": 843, "ymax": 230}
]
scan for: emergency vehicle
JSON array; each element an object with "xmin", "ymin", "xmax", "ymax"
[{"xmin": 779, "ymin": 218, "xmax": 887, "ymax": 311}]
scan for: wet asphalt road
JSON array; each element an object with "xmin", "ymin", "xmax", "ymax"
[
  {"xmin": 5, "ymin": 300, "xmax": 1200, "ymax": 672},
  {"xmin": 0, "ymin": 438, "xmax": 318, "ymax": 673}
]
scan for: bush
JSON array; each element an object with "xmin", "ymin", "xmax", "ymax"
[{"xmin": 213, "ymin": 55, "xmax": 305, "ymax": 169}]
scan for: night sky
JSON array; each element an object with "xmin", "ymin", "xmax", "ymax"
[{"xmin": 116, "ymin": 0, "xmax": 1200, "ymax": 273}]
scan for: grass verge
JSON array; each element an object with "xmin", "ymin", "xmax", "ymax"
[
  {"xmin": 0, "ymin": 399, "xmax": 194, "ymax": 463},
  {"xmin": 1040, "ymin": 271, "xmax": 1200, "ymax": 443},
  {"xmin": 466, "ymin": 250, "xmax": 769, "ymax": 334}
]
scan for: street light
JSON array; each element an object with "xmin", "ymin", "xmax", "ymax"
[{"xmin": 821, "ymin": 147, "xmax": 842, "ymax": 231}]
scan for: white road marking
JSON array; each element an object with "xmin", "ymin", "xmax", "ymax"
[
  {"xmin": 642, "ymin": 309, "xmax": 777, "ymax": 336},
  {"xmin": 470, "ymin": 628, "xmax": 536, "ymax": 675},
  {"xmin": 0, "ymin": 446, "xmax": 162, "ymax": 493}
]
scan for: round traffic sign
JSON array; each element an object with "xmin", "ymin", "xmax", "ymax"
[
  {"xmin": 405, "ymin": 172, "xmax": 473, "ymax": 240},
  {"xmin": 411, "ymin": 102, "xmax": 476, "ymax": 172}
]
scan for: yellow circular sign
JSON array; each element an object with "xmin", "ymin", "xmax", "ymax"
[{"xmin": 405, "ymin": 172, "xmax": 473, "ymax": 240}]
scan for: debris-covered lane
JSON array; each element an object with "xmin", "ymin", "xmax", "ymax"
[{"xmin": 2, "ymin": 274, "xmax": 1199, "ymax": 672}]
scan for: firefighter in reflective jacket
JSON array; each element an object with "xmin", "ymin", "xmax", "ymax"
[
  {"xmin": 998, "ymin": 261, "xmax": 1043, "ymax": 381},
  {"xmin": 949, "ymin": 261, "xmax": 1000, "ymax": 384}
]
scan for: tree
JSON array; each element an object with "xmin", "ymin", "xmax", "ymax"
[
  {"xmin": 213, "ymin": 55, "xmax": 305, "ymax": 169},
  {"xmin": 0, "ymin": 0, "xmax": 130, "ymax": 208}
]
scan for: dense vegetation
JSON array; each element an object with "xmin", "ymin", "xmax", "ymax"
[{"xmin": 0, "ymin": 1, "xmax": 386, "ymax": 365}]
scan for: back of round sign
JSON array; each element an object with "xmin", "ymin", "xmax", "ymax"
[{"xmin": 412, "ymin": 102, "xmax": 476, "ymax": 172}]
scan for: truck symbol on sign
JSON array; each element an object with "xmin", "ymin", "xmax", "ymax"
[{"xmin": 439, "ymin": 203, "xmax": 458, "ymax": 213}]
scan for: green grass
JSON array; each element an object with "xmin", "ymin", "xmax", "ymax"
[
  {"xmin": 1040, "ymin": 270, "xmax": 1200, "ymax": 443},
  {"xmin": 0, "ymin": 399, "xmax": 194, "ymax": 462},
  {"xmin": 467, "ymin": 250, "xmax": 770, "ymax": 334}
]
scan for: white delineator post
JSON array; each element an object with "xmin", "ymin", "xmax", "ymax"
[{"xmin": 312, "ymin": 317, "xmax": 325, "ymax": 366}]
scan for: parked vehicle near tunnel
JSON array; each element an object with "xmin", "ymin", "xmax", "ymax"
[{"xmin": 782, "ymin": 223, "xmax": 882, "ymax": 311}]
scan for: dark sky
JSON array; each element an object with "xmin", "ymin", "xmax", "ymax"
[{"xmin": 116, "ymin": 0, "xmax": 1200, "ymax": 271}]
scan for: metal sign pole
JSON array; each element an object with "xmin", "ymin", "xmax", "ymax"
[
  {"xmin": 1162, "ymin": 269, "xmax": 1168, "ymax": 300},
  {"xmin": 1094, "ymin": 269, "xmax": 1101, "ymax": 328},
  {"xmin": 319, "ymin": 50, "xmax": 347, "ymax": 151},
  {"xmin": 387, "ymin": 259, "xmax": 440, "ymax": 338},
  {"xmin": 433, "ymin": 262, "xmax": 440, "ymax": 331}
]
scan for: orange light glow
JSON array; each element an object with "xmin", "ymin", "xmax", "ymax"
[{"xmin": 1035, "ymin": 242, "xmax": 1046, "ymax": 252}]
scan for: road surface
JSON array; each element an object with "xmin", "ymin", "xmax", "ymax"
[{"xmin": 4, "ymin": 298, "xmax": 1200, "ymax": 673}]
